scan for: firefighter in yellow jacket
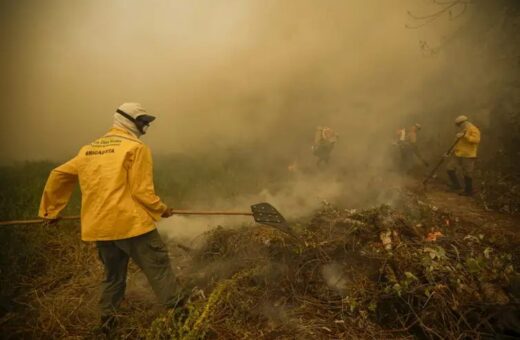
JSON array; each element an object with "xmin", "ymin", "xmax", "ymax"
[
  {"xmin": 395, "ymin": 123, "xmax": 428, "ymax": 172},
  {"xmin": 312, "ymin": 126, "xmax": 337, "ymax": 166},
  {"xmin": 446, "ymin": 115, "xmax": 481, "ymax": 196},
  {"xmin": 39, "ymin": 103, "xmax": 184, "ymax": 334}
]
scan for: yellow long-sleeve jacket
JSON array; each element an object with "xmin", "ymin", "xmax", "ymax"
[
  {"xmin": 454, "ymin": 122, "xmax": 481, "ymax": 158},
  {"xmin": 39, "ymin": 128, "xmax": 167, "ymax": 241}
]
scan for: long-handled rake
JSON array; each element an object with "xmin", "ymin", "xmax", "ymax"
[
  {"xmin": 0, "ymin": 202, "xmax": 298, "ymax": 239},
  {"xmin": 422, "ymin": 136, "xmax": 462, "ymax": 188}
]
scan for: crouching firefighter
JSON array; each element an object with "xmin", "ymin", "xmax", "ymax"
[
  {"xmin": 446, "ymin": 115, "xmax": 481, "ymax": 196},
  {"xmin": 38, "ymin": 103, "xmax": 185, "ymax": 334}
]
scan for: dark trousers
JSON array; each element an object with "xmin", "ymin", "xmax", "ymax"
[
  {"xmin": 446, "ymin": 156, "xmax": 476, "ymax": 177},
  {"xmin": 313, "ymin": 144, "xmax": 333, "ymax": 165},
  {"xmin": 96, "ymin": 229, "xmax": 182, "ymax": 316}
]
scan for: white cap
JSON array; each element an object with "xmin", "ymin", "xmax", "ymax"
[
  {"xmin": 454, "ymin": 115, "xmax": 468, "ymax": 124},
  {"xmin": 117, "ymin": 102, "xmax": 155, "ymax": 123}
]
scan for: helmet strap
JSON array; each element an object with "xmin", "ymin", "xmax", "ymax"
[{"xmin": 116, "ymin": 109, "xmax": 149, "ymax": 135}]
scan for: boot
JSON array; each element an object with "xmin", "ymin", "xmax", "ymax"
[
  {"xmin": 459, "ymin": 176, "xmax": 474, "ymax": 196},
  {"xmin": 99, "ymin": 314, "xmax": 118, "ymax": 337},
  {"xmin": 447, "ymin": 170, "xmax": 461, "ymax": 190}
]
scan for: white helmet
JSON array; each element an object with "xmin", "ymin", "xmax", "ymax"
[{"xmin": 454, "ymin": 115, "xmax": 468, "ymax": 125}]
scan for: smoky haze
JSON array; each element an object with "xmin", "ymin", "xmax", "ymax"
[{"xmin": 1, "ymin": 0, "xmax": 473, "ymax": 164}]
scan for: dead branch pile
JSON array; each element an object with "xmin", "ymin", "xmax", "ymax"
[{"xmin": 147, "ymin": 200, "xmax": 520, "ymax": 339}]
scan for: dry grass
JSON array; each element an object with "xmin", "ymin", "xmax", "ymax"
[{"xmin": 0, "ymin": 222, "xmax": 172, "ymax": 339}]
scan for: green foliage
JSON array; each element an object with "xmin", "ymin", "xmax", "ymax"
[
  {"xmin": 0, "ymin": 162, "xmax": 56, "ymax": 220},
  {"xmin": 146, "ymin": 267, "xmax": 264, "ymax": 339}
]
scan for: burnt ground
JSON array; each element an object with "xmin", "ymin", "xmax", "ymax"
[{"xmin": 424, "ymin": 183, "xmax": 519, "ymax": 233}]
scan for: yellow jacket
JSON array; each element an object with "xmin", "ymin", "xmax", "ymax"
[
  {"xmin": 39, "ymin": 128, "xmax": 167, "ymax": 241},
  {"xmin": 454, "ymin": 122, "xmax": 481, "ymax": 158}
]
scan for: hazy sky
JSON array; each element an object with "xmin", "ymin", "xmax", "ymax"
[{"xmin": 0, "ymin": 0, "xmax": 476, "ymax": 163}]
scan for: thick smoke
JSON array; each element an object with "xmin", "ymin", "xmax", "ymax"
[{"xmin": 1, "ymin": 0, "xmax": 476, "ymax": 163}]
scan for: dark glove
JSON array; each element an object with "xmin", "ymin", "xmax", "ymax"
[
  {"xmin": 42, "ymin": 217, "xmax": 60, "ymax": 226},
  {"xmin": 161, "ymin": 208, "xmax": 174, "ymax": 218}
]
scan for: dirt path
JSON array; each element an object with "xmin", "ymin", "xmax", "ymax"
[{"xmin": 423, "ymin": 183, "xmax": 519, "ymax": 233}]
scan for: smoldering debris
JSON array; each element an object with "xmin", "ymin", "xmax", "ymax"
[{"xmin": 146, "ymin": 197, "xmax": 520, "ymax": 339}]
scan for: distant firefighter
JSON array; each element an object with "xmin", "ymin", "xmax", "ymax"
[
  {"xmin": 446, "ymin": 115, "xmax": 481, "ymax": 196},
  {"xmin": 287, "ymin": 160, "xmax": 299, "ymax": 173},
  {"xmin": 395, "ymin": 123, "xmax": 427, "ymax": 172},
  {"xmin": 312, "ymin": 126, "xmax": 338, "ymax": 166}
]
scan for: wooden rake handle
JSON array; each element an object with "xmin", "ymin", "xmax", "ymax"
[
  {"xmin": 170, "ymin": 210, "xmax": 252, "ymax": 216},
  {"xmin": 0, "ymin": 210, "xmax": 253, "ymax": 226},
  {"xmin": 0, "ymin": 215, "xmax": 81, "ymax": 226}
]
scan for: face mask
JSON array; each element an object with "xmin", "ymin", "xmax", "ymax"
[{"xmin": 116, "ymin": 109, "xmax": 151, "ymax": 135}]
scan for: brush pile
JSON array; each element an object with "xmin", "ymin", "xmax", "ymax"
[{"xmin": 147, "ymin": 197, "xmax": 520, "ymax": 339}]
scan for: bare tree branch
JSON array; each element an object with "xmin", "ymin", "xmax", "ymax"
[{"xmin": 407, "ymin": 0, "xmax": 471, "ymax": 23}]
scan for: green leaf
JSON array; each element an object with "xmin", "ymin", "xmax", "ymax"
[
  {"xmin": 404, "ymin": 271, "xmax": 418, "ymax": 281},
  {"xmin": 465, "ymin": 258, "xmax": 480, "ymax": 273},
  {"xmin": 424, "ymin": 288, "xmax": 431, "ymax": 297},
  {"xmin": 393, "ymin": 283, "xmax": 402, "ymax": 296}
]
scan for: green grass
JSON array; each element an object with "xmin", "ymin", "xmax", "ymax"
[
  {"xmin": 154, "ymin": 150, "xmax": 285, "ymax": 207},
  {"xmin": 0, "ymin": 161, "xmax": 72, "ymax": 220}
]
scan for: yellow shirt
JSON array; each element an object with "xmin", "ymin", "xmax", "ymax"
[
  {"xmin": 39, "ymin": 128, "xmax": 167, "ymax": 241},
  {"xmin": 454, "ymin": 122, "xmax": 481, "ymax": 158}
]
